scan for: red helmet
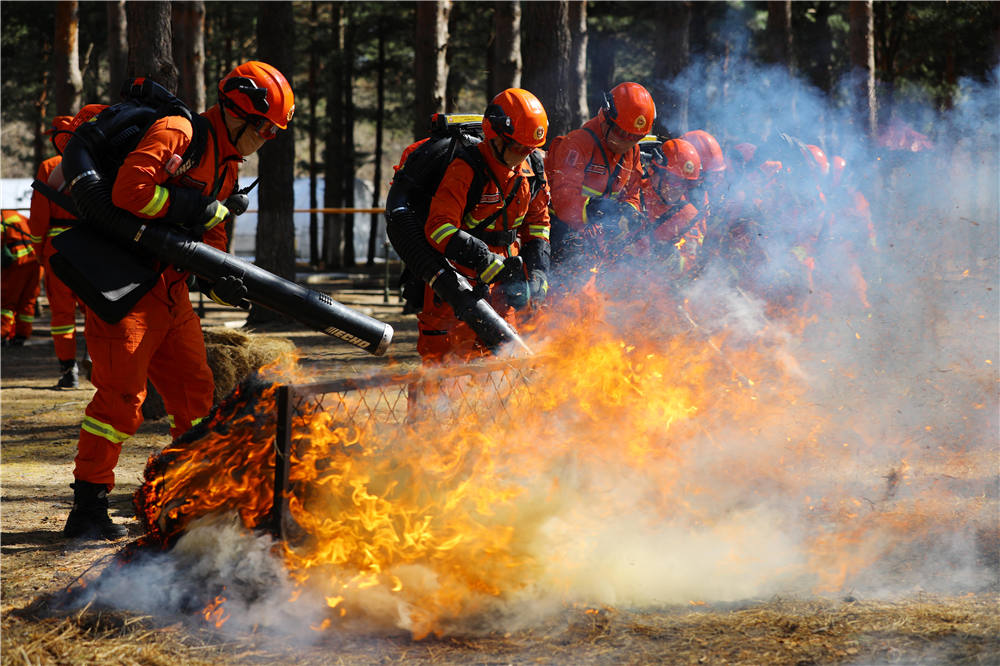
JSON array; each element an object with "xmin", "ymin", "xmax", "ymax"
[
  {"xmin": 732, "ymin": 142, "xmax": 757, "ymax": 165},
  {"xmin": 54, "ymin": 104, "xmax": 107, "ymax": 153},
  {"xmin": 653, "ymin": 139, "xmax": 701, "ymax": 181},
  {"xmin": 218, "ymin": 61, "xmax": 295, "ymax": 136},
  {"xmin": 831, "ymin": 155, "xmax": 846, "ymax": 187},
  {"xmin": 602, "ymin": 82, "xmax": 655, "ymax": 136},
  {"xmin": 483, "ymin": 88, "xmax": 548, "ymax": 148},
  {"xmin": 806, "ymin": 144, "xmax": 830, "ymax": 176},
  {"xmin": 681, "ymin": 130, "xmax": 725, "ymax": 173}
]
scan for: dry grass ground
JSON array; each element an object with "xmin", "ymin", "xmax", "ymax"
[{"xmin": 2, "ymin": 266, "xmax": 997, "ymax": 665}]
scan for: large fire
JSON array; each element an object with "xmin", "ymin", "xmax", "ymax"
[{"xmin": 125, "ymin": 268, "xmax": 995, "ymax": 640}]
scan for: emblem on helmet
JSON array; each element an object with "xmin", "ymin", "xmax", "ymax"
[
  {"xmin": 634, "ymin": 115, "xmax": 647, "ymax": 130},
  {"xmin": 286, "ymin": 106, "xmax": 296, "ymax": 123},
  {"xmin": 683, "ymin": 160, "xmax": 695, "ymax": 175},
  {"xmin": 534, "ymin": 126, "xmax": 545, "ymax": 141}
]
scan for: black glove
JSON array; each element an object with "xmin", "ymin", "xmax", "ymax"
[
  {"xmin": 204, "ymin": 275, "xmax": 248, "ymax": 308},
  {"xmin": 224, "ymin": 192, "xmax": 249, "ymax": 217},
  {"xmin": 500, "ymin": 268, "xmax": 547, "ymax": 310},
  {"xmin": 584, "ymin": 197, "xmax": 620, "ymax": 225},
  {"xmin": 585, "ymin": 198, "xmax": 640, "ymax": 239},
  {"xmin": 527, "ymin": 269, "xmax": 548, "ymax": 303},
  {"xmin": 499, "ymin": 274, "xmax": 529, "ymax": 309}
]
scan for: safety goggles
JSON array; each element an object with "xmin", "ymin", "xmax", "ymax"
[
  {"xmin": 607, "ymin": 123, "xmax": 644, "ymax": 146},
  {"xmin": 505, "ymin": 139, "xmax": 535, "ymax": 158},
  {"xmin": 245, "ymin": 114, "xmax": 279, "ymax": 140}
]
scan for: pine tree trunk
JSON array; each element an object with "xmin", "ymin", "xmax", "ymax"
[
  {"xmin": 308, "ymin": 2, "xmax": 320, "ymax": 268},
  {"xmin": 125, "ymin": 1, "xmax": 177, "ymax": 93},
  {"xmin": 414, "ymin": 0, "xmax": 450, "ymax": 139},
  {"xmin": 323, "ymin": 2, "xmax": 345, "ymax": 269},
  {"xmin": 248, "ymin": 0, "xmax": 297, "ymax": 326},
  {"xmin": 171, "ymin": 1, "xmax": 205, "ymax": 112},
  {"xmin": 368, "ymin": 22, "xmax": 386, "ymax": 267},
  {"xmin": 766, "ymin": 1, "xmax": 793, "ymax": 68},
  {"xmin": 522, "ymin": 0, "xmax": 571, "ymax": 141},
  {"xmin": 342, "ymin": 3, "xmax": 356, "ymax": 268},
  {"xmin": 491, "ymin": 0, "xmax": 521, "ymax": 93},
  {"xmin": 106, "ymin": 0, "xmax": 128, "ymax": 98},
  {"xmin": 54, "ymin": 0, "xmax": 82, "ymax": 115},
  {"xmin": 568, "ymin": 1, "xmax": 588, "ymax": 129},
  {"xmin": 849, "ymin": 0, "xmax": 877, "ymax": 139},
  {"xmin": 652, "ymin": 1, "xmax": 691, "ymax": 134}
]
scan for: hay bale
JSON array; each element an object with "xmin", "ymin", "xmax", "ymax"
[
  {"xmin": 203, "ymin": 326, "xmax": 295, "ymax": 403},
  {"xmin": 140, "ymin": 327, "xmax": 295, "ymax": 418}
]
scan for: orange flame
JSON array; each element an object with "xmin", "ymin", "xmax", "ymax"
[{"xmin": 132, "ymin": 284, "xmax": 992, "ymax": 638}]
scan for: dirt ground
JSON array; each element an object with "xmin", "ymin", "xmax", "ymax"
[{"xmin": 2, "ymin": 265, "xmax": 998, "ymax": 665}]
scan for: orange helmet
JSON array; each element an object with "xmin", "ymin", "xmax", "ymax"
[
  {"xmin": 483, "ymin": 88, "xmax": 548, "ymax": 148},
  {"xmin": 602, "ymin": 82, "xmax": 655, "ymax": 136},
  {"xmin": 218, "ymin": 61, "xmax": 295, "ymax": 136},
  {"xmin": 46, "ymin": 116, "xmax": 74, "ymax": 134},
  {"xmin": 46, "ymin": 115, "xmax": 73, "ymax": 149},
  {"xmin": 53, "ymin": 104, "xmax": 107, "ymax": 153},
  {"xmin": 831, "ymin": 155, "xmax": 846, "ymax": 187},
  {"xmin": 806, "ymin": 144, "xmax": 829, "ymax": 176},
  {"xmin": 653, "ymin": 139, "xmax": 701, "ymax": 181},
  {"xmin": 681, "ymin": 130, "xmax": 725, "ymax": 173}
]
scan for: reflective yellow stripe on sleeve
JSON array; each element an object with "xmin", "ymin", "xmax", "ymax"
[
  {"xmin": 429, "ymin": 223, "xmax": 459, "ymax": 245},
  {"xmin": 479, "ymin": 257, "xmax": 504, "ymax": 283},
  {"xmin": 138, "ymin": 185, "xmax": 169, "ymax": 216},
  {"xmin": 81, "ymin": 416, "xmax": 132, "ymax": 444},
  {"xmin": 528, "ymin": 224, "xmax": 550, "ymax": 240}
]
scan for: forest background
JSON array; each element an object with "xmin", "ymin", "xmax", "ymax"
[{"xmin": 1, "ymin": 1, "xmax": 997, "ymax": 284}]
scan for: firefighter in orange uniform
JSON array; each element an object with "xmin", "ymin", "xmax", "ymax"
[
  {"xmin": 29, "ymin": 111, "xmax": 102, "ymax": 387},
  {"xmin": 638, "ymin": 137, "xmax": 704, "ymax": 278},
  {"xmin": 1, "ymin": 209, "xmax": 41, "ymax": 346},
  {"xmin": 546, "ymin": 82, "xmax": 655, "ymax": 272},
  {"xmin": 419, "ymin": 88, "xmax": 550, "ymax": 364},
  {"xmin": 63, "ymin": 61, "xmax": 295, "ymax": 540}
]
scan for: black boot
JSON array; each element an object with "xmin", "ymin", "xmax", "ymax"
[
  {"xmin": 63, "ymin": 481, "xmax": 128, "ymax": 540},
  {"xmin": 57, "ymin": 359, "xmax": 79, "ymax": 388}
]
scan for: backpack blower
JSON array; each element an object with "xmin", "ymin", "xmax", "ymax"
[{"xmin": 46, "ymin": 87, "xmax": 392, "ymax": 356}]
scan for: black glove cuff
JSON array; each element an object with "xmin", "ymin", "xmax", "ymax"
[
  {"xmin": 161, "ymin": 187, "xmax": 213, "ymax": 226},
  {"xmin": 443, "ymin": 229, "xmax": 492, "ymax": 272},
  {"xmin": 520, "ymin": 238, "xmax": 551, "ymax": 274}
]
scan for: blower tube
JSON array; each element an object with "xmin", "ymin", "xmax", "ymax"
[
  {"xmin": 61, "ymin": 139, "xmax": 392, "ymax": 356},
  {"xmin": 385, "ymin": 184, "xmax": 529, "ymax": 354}
]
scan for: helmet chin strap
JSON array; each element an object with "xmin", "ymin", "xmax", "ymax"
[
  {"xmin": 490, "ymin": 137, "xmax": 510, "ymax": 164},
  {"xmin": 222, "ymin": 104, "xmax": 252, "ymax": 147}
]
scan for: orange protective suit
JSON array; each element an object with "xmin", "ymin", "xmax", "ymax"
[
  {"xmin": 639, "ymin": 175, "xmax": 708, "ymax": 278},
  {"xmin": 418, "ymin": 141, "xmax": 550, "ymax": 364},
  {"xmin": 73, "ymin": 105, "xmax": 239, "ymax": 489},
  {"xmin": 545, "ymin": 116, "xmax": 643, "ymax": 264},
  {"xmin": 1, "ymin": 209, "xmax": 41, "ymax": 341},
  {"xmin": 29, "ymin": 155, "xmax": 86, "ymax": 362}
]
